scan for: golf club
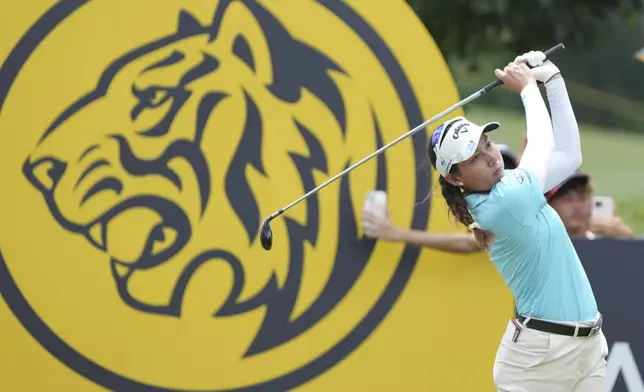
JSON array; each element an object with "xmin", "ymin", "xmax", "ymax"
[{"xmin": 259, "ymin": 43, "xmax": 565, "ymax": 251}]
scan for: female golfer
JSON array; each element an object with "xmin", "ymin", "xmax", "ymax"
[{"xmin": 428, "ymin": 51, "xmax": 607, "ymax": 391}]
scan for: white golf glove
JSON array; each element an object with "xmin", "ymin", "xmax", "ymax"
[{"xmin": 514, "ymin": 51, "xmax": 560, "ymax": 83}]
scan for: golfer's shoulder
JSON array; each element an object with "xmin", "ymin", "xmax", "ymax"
[{"xmin": 467, "ymin": 193, "xmax": 511, "ymax": 232}]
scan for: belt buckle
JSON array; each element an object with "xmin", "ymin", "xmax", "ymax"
[{"xmin": 588, "ymin": 325, "xmax": 601, "ymax": 337}]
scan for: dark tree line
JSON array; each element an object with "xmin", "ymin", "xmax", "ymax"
[
  {"xmin": 409, "ymin": 0, "xmax": 644, "ymax": 131},
  {"xmin": 409, "ymin": 0, "xmax": 643, "ymax": 66}
]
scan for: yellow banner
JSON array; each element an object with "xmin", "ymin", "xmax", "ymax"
[{"xmin": 0, "ymin": 1, "xmax": 512, "ymax": 390}]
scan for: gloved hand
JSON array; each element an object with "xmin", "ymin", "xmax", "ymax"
[{"xmin": 514, "ymin": 51, "xmax": 560, "ymax": 83}]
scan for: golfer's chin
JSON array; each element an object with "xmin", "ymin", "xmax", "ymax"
[{"xmin": 493, "ymin": 168, "xmax": 505, "ymax": 182}]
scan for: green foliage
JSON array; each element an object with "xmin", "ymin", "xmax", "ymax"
[
  {"xmin": 437, "ymin": 8, "xmax": 644, "ymax": 132},
  {"xmin": 409, "ymin": 0, "xmax": 643, "ymax": 68}
]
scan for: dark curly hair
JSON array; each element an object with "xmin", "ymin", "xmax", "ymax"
[{"xmin": 427, "ymin": 130, "xmax": 495, "ymax": 249}]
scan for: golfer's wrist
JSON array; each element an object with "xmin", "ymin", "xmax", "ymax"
[
  {"xmin": 545, "ymin": 73, "xmax": 563, "ymax": 86},
  {"xmin": 389, "ymin": 227, "xmax": 407, "ymax": 242}
]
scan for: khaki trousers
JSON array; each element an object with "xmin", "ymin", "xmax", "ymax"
[{"xmin": 493, "ymin": 317, "xmax": 608, "ymax": 392}]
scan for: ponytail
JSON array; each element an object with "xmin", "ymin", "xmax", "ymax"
[
  {"xmin": 439, "ymin": 176, "xmax": 495, "ymax": 249},
  {"xmin": 427, "ymin": 130, "xmax": 495, "ymax": 249}
]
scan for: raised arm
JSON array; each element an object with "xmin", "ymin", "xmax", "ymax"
[
  {"xmin": 543, "ymin": 76, "xmax": 583, "ymax": 190},
  {"xmin": 516, "ymin": 51, "xmax": 583, "ymax": 191},
  {"xmin": 518, "ymin": 83, "xmax": 555, "ymax": 191},
  {"xmin": 495, "ymin": 61, "xmax": 554, "ymax": 191}
]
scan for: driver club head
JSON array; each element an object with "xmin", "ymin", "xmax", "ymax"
[{"xmin": 259, "ymin": 218, "xmax": 273, "ymax": 250}]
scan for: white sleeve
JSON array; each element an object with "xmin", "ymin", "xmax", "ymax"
[
  {"xmin": 542, "ymin": 77, "xmax": 583, "ymax": 192},
  {"xmin": 517, "ymin": 83, "xmax": 554, "ymax": 191}
]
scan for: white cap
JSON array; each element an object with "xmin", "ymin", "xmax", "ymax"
[{"xmin": 430, "ymin": 116, "xmax": 500, "ymax": 177}]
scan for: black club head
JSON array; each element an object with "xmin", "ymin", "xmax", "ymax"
[{"xmin": 259, "ymin": 218, "xmax": 273, "ymax": 251}]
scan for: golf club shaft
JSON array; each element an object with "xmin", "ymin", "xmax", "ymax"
[
  {"xmin": 267, "ymin": 43, "xmax": 565, "ymax": 221},
  {"xmin": 269, "ymin": 89, "xmax": 485, "ymax": 220}
]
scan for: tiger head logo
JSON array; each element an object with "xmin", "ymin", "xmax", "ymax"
[
  {"xmin": 5, "ymin": 0, "xmax": 440, "ymax": 388},
  {"xmin": 21, "ymin": 0, "xmax": 394, "ymax": 353}
]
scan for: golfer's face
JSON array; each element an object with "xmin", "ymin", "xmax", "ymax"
[{"xmin": 457, "ymin": 135, "xmax": 504, "ymax": 191}]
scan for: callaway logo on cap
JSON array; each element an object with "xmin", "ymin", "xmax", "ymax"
[{"xmin": 430, "ymin": 116, "xmax": 500, "ymax": 176}]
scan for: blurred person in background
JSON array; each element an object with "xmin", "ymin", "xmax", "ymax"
[
  {"xmin": 545, "ymin": 172, "xmax": 635, "ymax": 239},
  {"xmin": 521, "ymin": 135, "xmax": 635, "ymax": 239},
  {"xmin": 361, "ymin": 144, "xmax": 520, "ymax": 253}
]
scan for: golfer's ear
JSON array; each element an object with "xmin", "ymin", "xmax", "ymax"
[{"xmin": 444, "ymin": 173, "xmax": 462, "ymax": 187}]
